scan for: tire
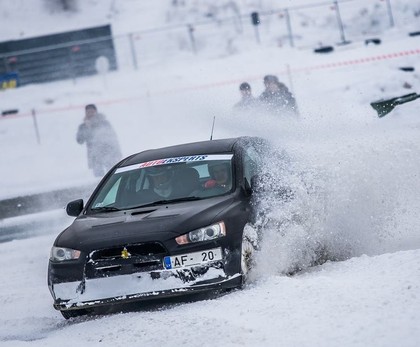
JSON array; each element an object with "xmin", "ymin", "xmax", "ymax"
[
  {"xmin": 60, "ymin": 308, "xmax": 89, "ymax": 319},
  {"xmin": 240, "ymin": 224, "xmax": 258, "ymax": 285}
]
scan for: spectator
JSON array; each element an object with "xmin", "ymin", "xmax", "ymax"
[
  {"xmin": 259, "ymin": 75, "xmax": 298, "ymax": 116},
  {"xmin": 76, "ymin": 104, "xmax": 122, "ymax": 177},
  {"xmin": 234, "ymin": 82, "xmax": 258, "ymax": 110}
]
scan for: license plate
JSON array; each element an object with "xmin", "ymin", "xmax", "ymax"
[{"xmin": 163, "ymin": 248, "xmax": 222, "ymax": 269}]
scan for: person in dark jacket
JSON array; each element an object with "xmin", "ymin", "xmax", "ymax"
[
  {"xmin": 76, "ymin": 104, "xmax": 122, "ymax": 177},
  {"xmin": 259, "ymin": 75, "xmax": 298, "ymax": 116},
  {"xmin": 234, "ymin": 82, "xmax": 258, "ymax": 111}
]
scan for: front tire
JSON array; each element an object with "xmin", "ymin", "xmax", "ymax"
[{"xmin": 240, "ymin": 224, "xmax": 258, "ymax": 285}]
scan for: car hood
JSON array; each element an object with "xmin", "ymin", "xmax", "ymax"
[{"xmin": 56, "ymin": 196, "xmax": 234, "ymax": 251}]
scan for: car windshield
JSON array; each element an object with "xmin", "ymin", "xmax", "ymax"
[{"xmin": 89, "ymin": 154, "xmax": 234, "ymax": 212}]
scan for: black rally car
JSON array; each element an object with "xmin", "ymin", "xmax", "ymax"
[{"xmin": 48, "ymin": 136, "xmax": 268, "ymax": 318}]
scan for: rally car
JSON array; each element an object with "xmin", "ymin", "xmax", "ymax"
[{"xmin": 48, "ymin": 136, "xmax": 269, "ymax": 318}]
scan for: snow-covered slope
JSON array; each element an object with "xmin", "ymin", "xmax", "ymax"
[{"xmin": 2, "ymin": 0, "xmax": 418, "ymax": 40}]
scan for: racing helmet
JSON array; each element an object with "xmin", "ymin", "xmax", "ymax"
[{"xmin": 147, "ymin": 166, "xmax": 173, "ymax": 196}]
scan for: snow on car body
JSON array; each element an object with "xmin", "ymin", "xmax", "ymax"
[{"xmin": 48, "ymin": 136, "xmax": 267, "ymax": 318}]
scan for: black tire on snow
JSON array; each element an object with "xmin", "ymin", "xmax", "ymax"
[{"xmin": 240, "ymin": 226, "xmax": 258, "ymax": 286}]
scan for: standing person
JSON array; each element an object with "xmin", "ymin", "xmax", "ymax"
[
  {"xmin": 76, "ymin": 104, "xmax": 122, "ymax": 177},
  {"xmin": 234, "ymin": 82, "xmax": 258, "ymax": 111},
  {"xmin": 259, "ymin": 75, "xmax": 298, "ymax": 116}
]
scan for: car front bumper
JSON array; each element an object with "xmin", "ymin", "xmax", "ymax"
[{"xmin": 51, "ymin": 262, "xmax": 241, "ymax": 311}]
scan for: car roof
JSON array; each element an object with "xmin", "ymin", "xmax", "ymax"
[{"xmin": 120, "ymin": 136, "xmax": 258, "ymax": 167}]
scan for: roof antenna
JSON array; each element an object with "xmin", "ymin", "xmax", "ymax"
[{"xmin": 210, "ymin": 116, "xmax": 216, "ymax": 140}]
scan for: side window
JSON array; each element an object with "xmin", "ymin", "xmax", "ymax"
[{"xmin": 243, "ymin": 146, "xmax": 259, "ymax": 185}]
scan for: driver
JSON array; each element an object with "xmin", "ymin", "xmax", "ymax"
[{"xmin": 147, "ymin": 166, "xmax": 174, "ymax": 198}]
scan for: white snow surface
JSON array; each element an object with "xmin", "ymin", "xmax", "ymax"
[{"xmin": 1, "ymin": 0, "xmax": 420, "ymax": 346}]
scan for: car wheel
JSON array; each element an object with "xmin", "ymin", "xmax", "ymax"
[
  {"xmin": 60, "ymin": 309, "xmax": 89, "ymax": 319},
  {"xmin": 240, "ymin": 224, "xmax": 258, "ymax": 285}
]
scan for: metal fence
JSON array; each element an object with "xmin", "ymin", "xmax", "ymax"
[{"xmin": 0, "ymin": 0, "xmax": 417, "ymax": 87}]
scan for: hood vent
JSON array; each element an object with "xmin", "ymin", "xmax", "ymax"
[{"xmin": 131, "ymin": 209, "xmax": 157, "ymax": 216}]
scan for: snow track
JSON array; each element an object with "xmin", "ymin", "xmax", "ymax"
[{"xmin": 0, "ymin": 231, "xmax": 419, "ymax": 346}]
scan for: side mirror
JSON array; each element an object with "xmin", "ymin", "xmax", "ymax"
[{"xmin": 66, "ymin": 199, "xmax": 84, "ymax": 217}]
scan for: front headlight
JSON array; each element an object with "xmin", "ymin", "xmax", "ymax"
[
  {"xmin": 176, "ymin": 221, "xmax": 226, "ymax": 245},
  {"xmin": 50, "ymin": 246, "xmax": 81, "ymax": 262}
]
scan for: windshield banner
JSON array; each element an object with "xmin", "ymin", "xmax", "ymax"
[{"xmin": 115, "ymin": 154, "xmax": 233, "ymax": 174}]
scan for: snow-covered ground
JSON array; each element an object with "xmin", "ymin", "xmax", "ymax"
[
  {"xmin": 0, "ymin": 0, "xmax": 420, "ymax": 346},
  {"xmin": 1, "ymin": 232, "xmax": 419, "ymax": 347}
]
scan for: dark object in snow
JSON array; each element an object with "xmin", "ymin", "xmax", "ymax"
[
  {"xmin": 1, "ymin": 109, "xmax": 19, "ymax": 116},
  {"xmin": 314, "ymin": 46, "xmax": 334, "ymax": 54},
  {"xmin": 408, "ymin": 31, "xmax": 420, "ymax": 37},
  {"xmin": 399, "ymin": 67, "xmax": 415, "ymax": 72},
  {"xmin": 251, "ymin": 12, "xmax": 260, "ymax": 25},
  {"xmin": 48, "ymin": 136, "xmax": 278, "ymax": 319},
  {"xmin": 365, "ymin": 38, "xmax": 381, "ymax": 45},
  {"xmin": 370, "ymin": 93, "xmax": 420, "ymax": 117}
]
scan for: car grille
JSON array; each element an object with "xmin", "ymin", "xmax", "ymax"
[{"xmin": 86, "ymin": 242, "xmax": 168, "ymax": 278}]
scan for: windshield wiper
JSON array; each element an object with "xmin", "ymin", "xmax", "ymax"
[
  {"xmin": 128, "ymin": 196, "xmax": 202, "ymax": 209},
  {"xmin": 90, "ymin": 206, "xmax": 121, "ymax": 213}
]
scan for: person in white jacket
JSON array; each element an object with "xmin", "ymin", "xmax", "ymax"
[{"xmin": 76, "ymin": 104, "xmax": 122, "ymax": 177}]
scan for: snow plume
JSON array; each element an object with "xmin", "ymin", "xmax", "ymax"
[
  {"xmin": 240, "ymin": 110, "xmax": 420, "ymax": 278},
  {"xmin": 250, "ymin": 143, "xmax": 336, "ymax": 276}
]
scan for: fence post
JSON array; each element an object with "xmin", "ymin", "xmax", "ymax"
[
  {"xmin": 286, "ymin": 64, "xmax": 295, "ymax": 95},
  {"xmin": 187, "ymin": 24, "xmax": 197, "ymax": 54},
  {"xmin": 31, "ymin": 109, "xmax": 41, "ymax": 145},
  {"xmin": 284, "ymin": 9, "xmax": 294, "ymax": 48},
  {"xmin": 384, "ymin": 0, "xmax": 395, "ymax": 27},
  {"xmin": 286, "ymin": 63, "xmax": 299, "ymax": 115},
  {"xmin": 129, "ymin": 33, "xmax": 139, "ymax": 70},
  {"xmin": 333, "ymin": 1, "xmax": 348, "ymax": 44}
]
